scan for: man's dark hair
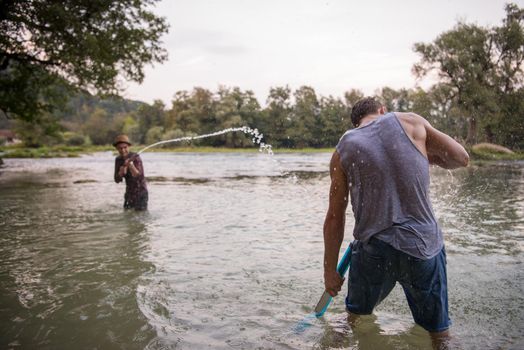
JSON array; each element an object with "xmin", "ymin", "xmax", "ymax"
[{"xmin": 351, "ymin": 97, "xmax": 383, "ymax": 127}]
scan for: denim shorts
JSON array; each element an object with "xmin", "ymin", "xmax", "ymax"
[{"xmin": 345, "ymin": 237, "xmax": 451, "ymax": 333}]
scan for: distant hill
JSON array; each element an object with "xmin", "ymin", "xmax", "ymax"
[{"xmin": 54, "ymin": 92, "xmax": 147, "ymax": 125}]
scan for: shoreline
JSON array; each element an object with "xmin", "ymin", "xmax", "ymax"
[
  {"xmin": 0, "ymin": 145, "xmax": 335, "ymax": 158},
  {"xmin": 1, "ymin": 145, "xmax": 523, "ymax": 161}
]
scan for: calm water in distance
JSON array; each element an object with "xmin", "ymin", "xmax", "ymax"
[{"xmin": 0, "ymin": 152, "xmax": 523, "ymax": 349}]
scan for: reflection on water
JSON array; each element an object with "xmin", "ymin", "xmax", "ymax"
[
  {"xmin": 0, "ymin": 153, "xmax": 522, "ymax": 349},
  {"xmin": 0, "ymin": 177, "xmax": 156, "ymax": 348},
  {"xmin": 433, "ymin": 163, "xmax": 524, "ymax": 255}
]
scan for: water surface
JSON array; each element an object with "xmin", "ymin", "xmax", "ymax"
[{"xmin": 0, "ymin": 152, "xmax": 522, "ymax": 349}]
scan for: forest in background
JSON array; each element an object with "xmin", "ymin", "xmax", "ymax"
[{"xmin": 1, "ymin": 3, "xmax": 522, "ymax": 151}]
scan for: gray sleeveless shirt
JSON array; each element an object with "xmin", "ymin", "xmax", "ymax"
[{"xmin": 336, "ymin": 112, "xmax": 443, "ymax": 259}]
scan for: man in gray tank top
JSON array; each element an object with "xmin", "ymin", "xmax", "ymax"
[{"xmin": 323, "ymin": 97, "xmax": 469, "ymax": 346}]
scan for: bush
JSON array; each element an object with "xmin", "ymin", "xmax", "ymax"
[
  {"xmin": 471, "ymin": 143, "xmax": 514, "ymax": 154},
  {"xmin": 470, "ymin": 143, "xmax": 523, "ymax": 160},
  {"xmin": 145, "ymin": 126, "xmax": 164, "ymax": 146},
  {"xmin": 160, "ymin": 129, "xmax": 189, "ymax": 148},
  {"xmin": 62, "ymin": 132, "xmax": 86, "ymax": 146}
]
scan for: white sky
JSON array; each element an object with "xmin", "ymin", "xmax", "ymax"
[{"xmin": 123, "ymin": 0, "xmax": 523, "ymax": 106}]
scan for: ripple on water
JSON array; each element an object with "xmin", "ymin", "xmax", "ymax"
[{"xmin": 0, "ymin": 155, "xmax": 523, "ymax": 349}]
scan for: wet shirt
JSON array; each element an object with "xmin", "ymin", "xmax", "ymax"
[
  {"xmin": 114, "ymin": 152, "xmax": 148, "ymax": 205},
  {"xmin": 336, "ymin": 113, "xmax": 443, "ymax": 259}
]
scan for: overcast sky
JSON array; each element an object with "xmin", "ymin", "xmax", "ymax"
[{"xmin": 123, "ymin": 0, "xmax": 522, "ymax": 106}]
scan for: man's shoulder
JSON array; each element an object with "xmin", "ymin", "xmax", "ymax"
[
  {"xmin": 395, "ymin": 112, "xmax": 428, "ymax": 126},
  {"xmin": 394, "ymin": 112, "xmax": 429, "ymax": 145}
]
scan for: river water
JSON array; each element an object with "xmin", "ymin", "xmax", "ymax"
[{"xmin": 0, "ymin": 152, "xmax": 522, "ymax": 349}]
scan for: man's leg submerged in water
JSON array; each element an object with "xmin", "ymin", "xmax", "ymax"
[
  {"xmin": 347, "ymin": 313, "xmax": 451, "ymax": 349},
  {"xmin": 345, "ymin": 241, "xmax": 452, "ymax": 349}
]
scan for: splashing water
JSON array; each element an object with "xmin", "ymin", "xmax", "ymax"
[
  {"xmin": 133, "ymin": 126, "xmax": 308, "ymax": 190},
  {"xmin": 136, "ymin": 126, "xmax": 273, "ymax": 155},
  {"xmin": 291, "ymin": 313, "xmax": 318, "ymax": 334},
  {"xmin": 291, "ymin": 243, "xmax": 353, "ymax": 334}
]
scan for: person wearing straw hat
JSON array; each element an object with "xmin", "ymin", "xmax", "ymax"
[
  {"xmin": 113, "ymin": 134, "xmax": 148, "ymax": 210},
  {"xmin": 323, "ymin": 97, "xmax": 469, "ymax": 347}
]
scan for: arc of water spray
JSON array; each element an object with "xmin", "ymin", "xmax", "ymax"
[
  {"xmin": 128, "ymin": 126, "xmax": 298, "ymax": 184},
  {"xmin": 134, "ymin": 126, "xmax": 273, "ymax": 155}
]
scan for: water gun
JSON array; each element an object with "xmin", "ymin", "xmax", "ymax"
[{"xmin": 314, "ymin": 244, "xmax": 352, "ymax": 317}]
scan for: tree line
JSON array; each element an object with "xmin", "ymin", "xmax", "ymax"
[{"xmin": 1, "ymin": 2, "xmax": 522, "ymax": 150}]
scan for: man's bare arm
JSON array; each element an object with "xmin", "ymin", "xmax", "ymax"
[
  {"xmin": 396, "ymin": 112, "xmax": 469, "ymax": 169},
  {"xmin": 323, "ymin": 151, "xmax": 349, "ymax": 297},
  {"xmin": 425, "ymin": 122, "xmax": 469, "ymax": 169}
]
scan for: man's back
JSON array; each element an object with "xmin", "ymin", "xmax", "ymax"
[
  {"xmin": 336, "ymin": 112, "xmax": 443, "ymax": 259},
  {"xmin": 323, "ymin": 97, "xmax": 469, "ymax": 343}
]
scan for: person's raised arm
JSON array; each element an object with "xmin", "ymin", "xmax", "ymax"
[
  {"xmin": 127, "ymin": 156, "xmax": 143, "ymax": 177},
  {"xmin": 425, "ymin": 121, "xmax": 469, "ymax": 169},
  {"xmin": 115, "ymin": 159, "xmax": 124, "ymax": 183},
  {"xmin": 323, "ymin": 151, "xmax": 349, "ymax": 297}
]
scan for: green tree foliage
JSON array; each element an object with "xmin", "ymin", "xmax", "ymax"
[
  {"xmin": 318, "ymin": 96, "xmax": 350, "ymax": 146},
  {"xmin": 413, "ymin": 3, "xmax": 523, "ymax": 147},
  {"xmin": 14, "ymin": 113, "xmax": 64, "ymax": 147},
  {"xmin": 166, "ymin": 88, "xmax": 215, "ymax": 137},
  {"xmin": 344, "ymin": 89, "xmax": 365, "ymax": 110},
  {"xmin": 82, "ymin": 107, "xmax": 131, "ymax": 145},
  {"xmin": 0, "ymin": 0, "xmax": 169, "ymax": 121},
  {"xmin": 145, "ymin": 126, "xmax": 164, "ymax": 146},
  {"xmin": 136, "ymin": 100, "xmax": 166, "ymax": 143},
  {"xmin": 376, "ymin": 87, "xmax": 411, "ymax": 112},
  {"xmin": 166, "ymin": 91, "xmax": 192, "ymax": 131},
  {"xmin": 51, "ymin": 93, "xmax": 145, "ymax": 145},
  {"xmin": 213, "ymin": 86, "xmax": 261, "ymax": 147},
  {"xmin": 263, "ymin": 86, "xmax": 293, "ymax": 147},
  {"xmin": 289, "ymin": 86, "xmax": 320, "ymax": 148}
]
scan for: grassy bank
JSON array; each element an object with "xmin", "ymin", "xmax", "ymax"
[
  {"xmin": 1, "ymin": 144, "xmax": 523, "ymax": 160},
  {"xmin": 466, "ymin": 143, "xmax": 524, "ymax": 162},
  {"xmin": 0, "ymin": 144, "xmax": 334, "ymax": 158},
  {"xmin": 0, "ymin": 145, "xmax": 112, "ymax": 158}
]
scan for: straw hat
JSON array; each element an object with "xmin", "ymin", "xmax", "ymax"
[{"xmin": 113, "ymin": 134, "xmax": 132, "ymax": 147}]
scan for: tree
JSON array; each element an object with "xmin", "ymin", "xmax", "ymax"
[
  {"xmin": 82, "ymin": 107, "xmax": 127, "ymax": 145},
  {"xmin": 214, "ymin": 86, "xmax": 262, "ymax": 147},
  {"xmin": 0, "ymin": 0, "xmax": 169, "ymax": 121},
  {"xmin": 413, "ymin": 3, "xmax": 523, "ymax": 146},
  {"xmin": 136, "ymin": 100, "xmax": 166, "ymax": 143},
  {"xmin": 165, "ymin": 91, "xmax": 193, "ymax": 131},
  {"xmin": 263, "ymin": 86, "xmax": 293, "ymax": 147},
  {"xmin": 318, "ymin": 96, "xmax": 350, "ymax": 147},
  {"xmin": 343, "ymin": 89, "xmax": 364, "ymax": 111},
  {"xmin": 14, "ymin": 113, "xmax": 64, "ymax": 147},
  {"xmin": 289, "ymin": 86, "xmax": 320, "ymax": 148},
  {"xmin": 166, "ymin": 88, "xmax": 216, "ymax": 139},
  {"xmin": 375, "ymin": 87, "xmax": 411, "ymax": 112}
]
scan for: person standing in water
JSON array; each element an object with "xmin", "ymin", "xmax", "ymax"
[
  {"xmin": 323, "ymin": 97, "xmax": 469, "ymax": 346},
  {"xmin": 113, "ymin": 134, "xmax": 148, "ymax": 211}
]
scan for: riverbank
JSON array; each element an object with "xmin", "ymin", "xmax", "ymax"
[
  {"xmin": 1, "ymin": 144, "xmax": 523, "ymax": 161},
  {"xmin": 0, "ymin": 144, "xmax": 335, "ymax": 158}
]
